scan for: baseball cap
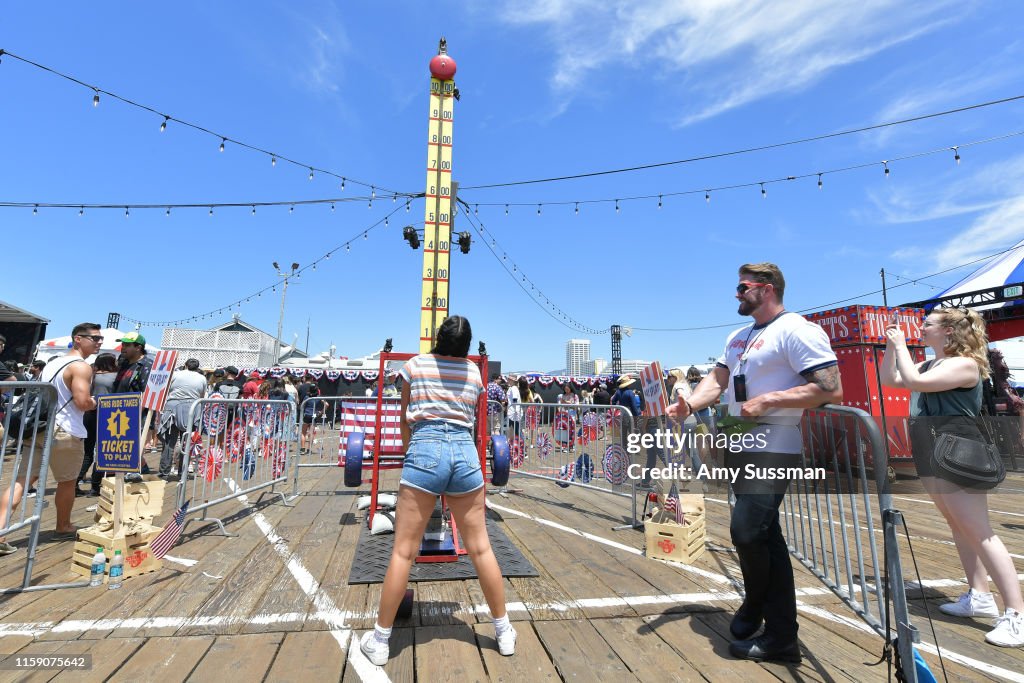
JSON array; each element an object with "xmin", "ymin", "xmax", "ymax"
[{"xmin": 116, "ymin": 331, "xmax": 147, "ymax": 346}]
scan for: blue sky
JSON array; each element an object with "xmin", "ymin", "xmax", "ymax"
[{"xmin": 4, "ymin": 1, "xmax": 1024, "ymax": 372}]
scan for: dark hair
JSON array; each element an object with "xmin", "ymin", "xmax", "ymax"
[
  {"xmin": 431, "ymin": 315, "xmax": 472, "ymax": 357},
  {"xmin": 988, "ymin": 348, "xmax": 1024, "ymax": 414},
  {"xmin": 94, "ymin": 353, "xmax": 118, "ymax": 372},
  {"xmin": 71, "ymin": 322, "xmax": 101, "ymax": 338},
  {"xmin": 308, "ymin": 385, "xmax": 320, "ymax": 397},
  {"xmin": 225, "ymin": 366, "xmax": 239, "ymax": 377},
  {"xmin": 185, "ymin": 358, "xmax": 201, "ymax": 372},
  {"xmin": 738, "ymin": 263, "xmax": 786, "ymax": 302},
  {"xmin": 31, "ymin": 360, "xmax": 46, "ymax": 369},
  {"xmin": 517, "ymin": 376, "xmax": 532, "ymax": 400},
  {"xmin": 562, "ymin": 383, "xmax": 575, "ymax": 394},
  {"xmin": 5, "ymin": 360, "xmax": 18, "ymax": 372},
  {"xmin": 686, "ymin": 366, "xmax": 702, "ymax": 382}
]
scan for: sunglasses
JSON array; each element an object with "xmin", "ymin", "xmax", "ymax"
[
  {"xmin": 736, "ymin": 281, "xmax": 770, "ymax": 294},
  {"xmin": 76, "ymin": 335, "xmax": 104, "ymax": 343}
]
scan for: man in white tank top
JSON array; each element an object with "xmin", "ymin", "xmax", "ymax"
[{"xmin": 0, "ymin": 323, "xmax": 99, "ymax": 554}]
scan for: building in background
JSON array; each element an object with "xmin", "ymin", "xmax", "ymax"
[
  {"xmin": 618, "ymin": 359, "xmax": 651, "ymax": 375},
  {"xmin": 582, "ymin": 358, "xmax": 607, "ymax": 375},
  {"xmin": 161, "ymin": 316, "xmax": 305, "ymax": 369},
  {"xmin": 565, "ymin": 339, "xmax": 591, "ymax": 375}
]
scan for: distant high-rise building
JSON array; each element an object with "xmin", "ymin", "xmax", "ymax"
[
  {"xmin": 619, "ymin": 359, "xmax": 651, "ymax": 375},
  {"xmin": 582, "ymin": 358, "xmax": 607, "ymax": 375},
  {"xmin": 565, "ymin": 339, "xmax": 591, "ymax": 375}
]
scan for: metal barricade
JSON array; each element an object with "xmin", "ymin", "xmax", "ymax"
[
  {"xmin": 178, "ymin": 398, "xmax": 296, "ymax": 535},
  {"xmin": 498, "ymin": 402, "xmax": 639, "ymax": 528},
  {"xmin": 788, "ymin": 405, "xmax": 918, "ymax": 681},
  {"xmin": 0, "ymin": 381, "xmax": 88, "ymax": 593},
  {"xmin": 291, "ymin": 396, "xmax": 403, "ymax": 495}
]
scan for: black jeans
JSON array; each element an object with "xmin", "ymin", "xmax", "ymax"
[
  {"xmin": 159, "ymin": 425, "xmax": 185, "ymax": 476},
  {"xmin": 728, "ymin": 452, "xmax": 798, "ymax": 642},
  {"xmin": 78, "ymin": 409, "xmax": 98, "ymax": 484}
]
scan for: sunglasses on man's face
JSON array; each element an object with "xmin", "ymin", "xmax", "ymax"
[
  {"xmin": 77, "ymin": 335, "xmax": 104, "ymax": 343},
  {"xmin": 736, "ymin": 281, "xmax": 770, "ymax": 294}
]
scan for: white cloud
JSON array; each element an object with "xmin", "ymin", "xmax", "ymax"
[
  {"xmin": 933, "ymin": 196, "xmax": 1024, "ymax": 269},
  {"xmin": 498, "ymin": 0, "xmax": 962, "ymax": 124}
]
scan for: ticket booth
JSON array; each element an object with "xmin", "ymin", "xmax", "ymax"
[{"xmin": 805, "ymin": 305, "xmax": 926, "ymax": 475}]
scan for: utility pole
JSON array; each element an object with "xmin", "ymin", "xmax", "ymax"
[
  {"xmin": 880, "ymin": 268, "xmax": 888, "ymax": 307},
  {"xmin": 273, "ymin": 261, "xmax": 299, "ymax": 364}
]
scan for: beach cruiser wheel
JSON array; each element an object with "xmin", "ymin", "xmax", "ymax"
[
  {"xmin": 344, "ymin": 432, "xmax": 365, "ymax": 488},
  {"xmin": 491, "ymin": 435, "xmax": 511, "ymax": 486},
  {"xmin": 397, "ymin": 588, "xmax": 414, "ymax": 619}
]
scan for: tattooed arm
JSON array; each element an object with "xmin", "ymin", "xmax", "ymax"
[{"xmin": 739, "ymin": 364, "xmax": 843, "ymax": 417}]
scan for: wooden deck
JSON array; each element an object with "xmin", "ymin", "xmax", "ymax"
[{"xmin": 1, "ymin": 463, "xmax": 1023, "ymax": 682}]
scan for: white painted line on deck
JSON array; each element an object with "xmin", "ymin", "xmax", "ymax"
[
  {"xmin": 161, "ymin": 555, "xmax": 198, "ymax": 568},
  {"xmin": 224, "ymin": 478, "xmax": 390, "ymax": 683},
  {"xmin": 893, "ymin": 495, "xmax": 1024, "ymax": 519}
]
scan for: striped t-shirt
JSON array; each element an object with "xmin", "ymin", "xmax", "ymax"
[{"xmin": 400, "ymin": 354, "xmax": 484, "ymax": 428}]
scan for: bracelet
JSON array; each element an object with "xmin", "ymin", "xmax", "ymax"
[{"xmin": 683, "ymin": 399, "xmax": 694, "ymax": 414}]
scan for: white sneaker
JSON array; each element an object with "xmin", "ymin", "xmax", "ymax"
[
  {"xmin": 986, "ymin": 609, "xmax": 1024, "ymax": 647},
  {"xmin": 359, "ymin": 631, "xmax": 389, "ymax": 666},
  {"xmin": 496, "ymin": 626, "xmax": 517, "ymax": 656},
  {"xmin": 940, "ymin": 589, "xmax": 1000, "ymax": 618}
]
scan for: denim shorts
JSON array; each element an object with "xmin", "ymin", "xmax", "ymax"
[{"xmin": 400, "ymin": 421, "xmax": 483, "ymax": 496}]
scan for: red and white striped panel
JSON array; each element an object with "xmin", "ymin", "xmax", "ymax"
[
  {"xmin": 337, "ymin": 399, "xmax": 404, "ymax": 459},
  {"xmin": 640, "ymin": 361, "xmax": 668, "ymax": 416}
]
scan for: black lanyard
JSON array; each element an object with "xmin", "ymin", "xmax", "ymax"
[{"xmin": 738, "ymin": 310, "xmax": 789, "ymax": 370}]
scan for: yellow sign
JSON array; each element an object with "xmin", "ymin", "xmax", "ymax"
[{"xmin": 420, "ymin": 76, "xmax": 456, "ymax": 352}]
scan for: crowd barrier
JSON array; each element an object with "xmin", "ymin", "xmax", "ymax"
[
  {"xmin": 495, "ymin": 402, "xmax": 640, "ymax": 529},
  {"xmin": 178, "ymin": 398, "xmax": 296, "ymax": 535},
  {"xmin": 0, "ymin": 382, "xmax": 88, "ymax": 593},
  {"xmin": 789, "ymin": 405, "xmax": 918, "ymax": 681}
]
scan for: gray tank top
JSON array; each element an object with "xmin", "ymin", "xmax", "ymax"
[{"xmin": 910, "ymin": 360, "xmax": 982, "ymax": 418}]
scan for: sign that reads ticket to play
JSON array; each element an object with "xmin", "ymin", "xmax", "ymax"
[{"xmin": 96, "ymin": 393, "xmax": 142, "ymax": 472}]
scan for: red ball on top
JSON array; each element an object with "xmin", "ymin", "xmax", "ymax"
[{"xmin": 429, "ymin": 54, "xmax": 457, "ymax": 80}]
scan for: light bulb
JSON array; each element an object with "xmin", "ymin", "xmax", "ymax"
[
  {"xmin": 371, "ymin": 187, "xmax": 376, "ymax": 200},
  {"xmin": 289, "ymin": 205, "xmax": 294, "ymax": 213},
  {"xmin": 384, "ymin": 217, "xmax": 389, "ymax": 226},
  {"xmin": 125, "ymin": 207, "xmax": 130, "ymax": 218},
  {"xmin": 312, "ymin": 263, "xmax": 317, "ymax": 271},
  {"xmin": 271, "ymin": 156, "xmax": 276, "ymax": 167},
  {"xmin": 883, "ymin": 161, "xmax": 890, "ymax": 177},
  {"xmin": 615, "ymin": 199, "xmax": 620, "ymax": 213},
  {"xmin": 364, "ymin": 231, "xmax": 368, "ymax": 239},
  {"xmin": 79, "ymin": 206, "xmax": 84, "ymax": 216},
  {"xmin": 574, "ymin": 202, "xmax": 579, "ymax": 215},
  {"xmin": 166, "ymin": 207, "xmax": 171, "ymax": 216},
  {"xmin": 252, "ymin": 206, "xmax": 256, "ymax": 215},
  {"xmin": 953, "ymin": 147, "xmax": 961, "ymax": 165},
  {"xmin": 160, "ymin": 117, "xmax": 168, "ymax": 132},
  {"xmin": 537, "ymin": 204, "xmax": 541, "ymax": 215},
  {"xmin": 760, "ymin": 183, "xmax": 766, "ymax": 198},
  {"xmin": 705, "ymin": 191, "xmax": 710, "ymax": 203},
  {"xmin": 341, "ymin": 178, "xmax": 345, "ymax": 191},
  {"xmin": 32, "ymin": 205, "xmax": 37, "ymax": 215},
  {"xmin": 219, "ymin": 138, "xmax": 226, "ymax": 153},
  {"xmin": 209, "ymin": 207, "xmax": 214, "ymax": 216},
  {"xmin": 346, "ymin": 244, "xmax": 350, "ymax": 252},
  {"xmin": 309, "ymin": 168, "xmax": 314, "ymax": 180},
  {"xmin": 818, "ymin": 174, "xmax": 823, "ymax": 190},
  {"xmin": 92, "ymin": 91, "xmax": 99, "ymax": 107},
  {"xmin": 658, "ymin": 195, "xmax": 662, "ymax": 209},
  {"xmin": 331, "ymin": 203, "xmax": 335, "ymax": 212},
  {"xmin": 505, "ymin": 204, "xmax": 509, "ymax": 215},
  {"xmin": 406, "ymin": 200, "xmax": 410, "ymax": 212}
]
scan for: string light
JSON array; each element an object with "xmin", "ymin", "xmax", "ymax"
[
  {"xmin": 615, "ymin": 199, "xmax": 620, "ymax": 213},
  {"xmin": 537, "ymin": 204, "xmax": 541, "ymax": 215},
  {"xmin": 760, "ymin": 183, "xmax": 767, "ymax": 199},
  {"xmin": 331, "ymin": 203, "xmax": 335, "ymax": 212},
  {"xmin": 658, "ymin": 195, "xmax": 662, "ymax": 209},
  {"xmin": 92, "ymin": 89, "xmax": 99, "ymax": 107},
  {"xmin": 952, "ymin": 146, "xmax": 961, "ymax": 164},
  {"xmin": 209, "ymin": 206, "xmax": 213, "ymax": 216},
  {"xmin": 505, "ymin": 204, "xmax": 509, "ymax": 215},
  {"xmin": 705, "ymin": 190, "xmax": 711, "ymax": 203},
  {"xmin": 290, "ymin": 205, "xmax": 294, "ymax": 213},
  {"xmin": 308, "ymin": 167, "xmax": 314, "ymax": 180},
  {"xmin": 818, "ymin": 173, "xmax": 823, "ymax": 189},
  {"xmin": 406, "ymin": 199, "xmax": 410, "ymax": 212},
  {"xmin": 219, "ymin": 138, "xmax": 226, "ymax": 153},
  {"xmin": 341, "ymin": 178, "xmax": 346, "ymax": 191},
  {"xmin": 160, "ymin": 116, "xmax": 168, "ymax": 132},
  {"xmin": 166, "ymin": 207, "xmax": 170, "ymax": 216},
  {"xmin": 32, "ymin": 205, "xmax": 37, "ymax": 215},
  {"xmin": 271, "ymin": 155, "xmax": 276, "ymax": 167},
  {"xmin": 883, "ymin": 161, "xmax": 890, "ymax": 177},
  {"xmin": 574, "ymin": 202, "xmax": 579, "ymax": 215},
  {"xmin": 251, "ymin": 205, "xmax": 256, "ymax": 215},
  {"xmin": 371, "ymin": 187, "xmax": 376, "ymax": 200},
  {"xmin": 79, "ymin": 206, "xmax": 84, "ymax": 216},
  {"xmin": 124, "ymin": 207, "xmax": 129, "ymax": 218}
]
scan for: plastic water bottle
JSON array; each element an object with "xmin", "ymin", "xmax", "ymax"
[
  {"xmin": 89, "ymin": 547, "xmax": 106, "ymax": 587},
  {"xmin": 108, "ymin": 550, "xmax": 123, "ymax": 590}
]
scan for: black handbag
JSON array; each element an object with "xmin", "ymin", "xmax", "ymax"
[{"xmin": 931, "ymin": 430, "xmax": 1005, "ymax": 489}]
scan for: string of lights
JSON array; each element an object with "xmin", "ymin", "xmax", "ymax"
[
  {"xmin": 119, "ymin": 202, "xmax": 412, "ymax": 328},
  {"xmin": 0, "ymin": 48, "xmax": 410, "ymax": 197},
  {"xmin": 630, "ymin": 241, "xmax": 1024, "ymax": 332},
  {"xmin": 1, "ymin": 193, "xmax": 421, "ymax": 217},
  {"xmin": 459, "ymin": 129, "xmax": 1024, "ymax": 215},
  {"xmin": 888, "ymin": 271, "xmax": 943, "ymax": 290},
  {"xmin": 458, "ymin": 202, "xmax": 607, "ymax": 335},
  {"xmin": 458, "ymin": 93, "xmax": 1024, "ymax": 190}
]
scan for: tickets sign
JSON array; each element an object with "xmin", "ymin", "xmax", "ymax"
[
  {"xmin": 640, "ymin": 361, "xmax": 669, "ymax": 416},
  {"xmin": 96, "ymin": 393, "xmax": 142, "ymax": 472},
  {"xmin": 805, "ymin": 306, "xmax": 924, "ymax": 347},
  {"xmin": 142, "ymin": 350, "xmax": 178, "ymax": 411}
]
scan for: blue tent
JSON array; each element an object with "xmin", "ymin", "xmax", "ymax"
[{"xmin": 936, "ymin": 239, "xmax": 1024, "ymax": 308}]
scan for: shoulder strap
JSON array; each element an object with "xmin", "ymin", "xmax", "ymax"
[{"xmin": 43, "ymin": 358, "xmax": 85, "ymax": 385}]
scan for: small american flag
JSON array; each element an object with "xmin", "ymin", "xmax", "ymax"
[
  {"xmin": 150, "ymin": 500, "xmax": 190, "ymax": 559},
  {"xmin": 663, "ymin": 485, "xmax": 685, "ymax": 525}
]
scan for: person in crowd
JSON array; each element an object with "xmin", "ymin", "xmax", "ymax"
[
  {"xmin": 360, "ymin": 316, "xmax": 515, "ymax": 665},
  {"xmin": 506, "ymin": 376, "xmax": 531, "ymax": 441},
  {"xmin": 79, "ymin": 353, "xmax": 118, "ymax": 496},
  {"xmin": 284, "ymin": 375, "xmax": 300, "ymax": 407},
  {"xmin": 241, "ymin": 371, "xmax": 262, "ymax": 399},
  {"xmin": 297, "ymin": 376, "xmax": 312, "ymax": 405},
  {"xmin": 686, "ymin": 366, "xmax": 714, "ymax": 421},
  {"xmin": 592, "ymin": 382, "xmax": 611, "ymax": 405},
  {"xmin": 300, "ymin": 385, "xmax": 323, "ymax": 454},
  {"xmin": 882, "ymin": 307, "xmax": 1023, "ymax": 647},
  {"xmin": 486, "ymin": 375, "xmax": 508, "ymax": 435},
  {"xmin": 27, "ymin": 360, "xmax": 46, "ymax": 381},
  {"xmin": 112, "ymin": 332, "xmax": 154, "ymax": 474},
  {"xmin": 0, "ymin": 323, "xmax": 101, "ymax": 555},
  {"xmin": 215, "ymin": 367, "xmax": 242, "ymax": 400},
  {"xmin": 668, "ymin": 263, "xmax": 841, "ymax": 662},
  {"xmin": 158, "ymin": 358, "xmax": 207, "ymax": 479}
]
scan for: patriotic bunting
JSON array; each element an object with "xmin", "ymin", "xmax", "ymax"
[
  {"xmin": 308, "ymin": 369, "xmax": 324, "ymax": 380},
  {"xmin": 342, "ymin": 370, "xmax": 360, "ymax": 382},
  {"xmin": 326, "ymin": 370, "xmax": 341, "ymax": 381}
]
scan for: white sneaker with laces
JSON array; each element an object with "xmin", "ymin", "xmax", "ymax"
[
  {"xmin": 986, "ymin": 609, "xmax": 1024, "ymax": 647},
  {"xmin": 939, "ymin": 589, "xmax": 999, "ymax": 618},
  {"xmin": 496, "ymin": 626, "xmax": 517, "ymax": 656},
  {"xmin": 359, "ymin": 631, "xmax": 389, "ymax": 666}
]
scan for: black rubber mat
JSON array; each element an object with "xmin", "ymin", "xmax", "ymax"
[{"xmin": 348, "ymin": 513, "xmax": 538, "ymax": 584}]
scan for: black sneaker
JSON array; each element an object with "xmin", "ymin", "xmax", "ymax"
[{"xmin": 729, "ymin": 635, "xmax": 801, "ymax": 663}]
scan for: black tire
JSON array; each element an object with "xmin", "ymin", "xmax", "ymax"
[
  {"xmin": 491, "ymin": 435, "xmax": 511, "ymax": 486},
  {"xmin": 344, "ymin": 432, "xmax": 365, "ymax": 488},
  {"xmin": 397, "ymin": 588, "xmax": 414, "ymax": 619}
]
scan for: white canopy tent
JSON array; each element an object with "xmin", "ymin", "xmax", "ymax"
[{"xmin": 35, "ymin": 327, "xmax": 160, "ymax": 363}]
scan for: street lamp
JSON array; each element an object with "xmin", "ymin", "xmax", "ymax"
[{"xmin": 273, "ymin": 261, "xmax": 299, "ymax": 364}]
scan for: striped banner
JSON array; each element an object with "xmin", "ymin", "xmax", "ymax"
[
  {"xmin": 337, "ymin": 398, "xmax": 404, "ymax": 463},
  {"xmin": 639, "ymin": 360, "xmax": 668, "ymax": 416},
  {"xmin": 141, "ymin": 349, "xmax": 178, "ymax": 411}
]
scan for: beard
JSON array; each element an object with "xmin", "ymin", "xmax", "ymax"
[{"xmin": 737, "ymin": 291, "xmax": 763, "ymax": 316}]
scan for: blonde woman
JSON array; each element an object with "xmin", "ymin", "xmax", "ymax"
[{"xmin": 882, "ymin": 307, "xmax": 1022, "ymax": 646}]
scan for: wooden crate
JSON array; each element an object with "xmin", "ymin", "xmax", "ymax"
[
  {"xmin": 96, "ymin": 475, "xmax": 166, "ymax": 523},
  {"xmin": 69, "ymin": 521, "xmax": 163, "ymax": 583},
  {"xmin": 644, "ymin": 494, "xmax": 706, "ymax": 565}
]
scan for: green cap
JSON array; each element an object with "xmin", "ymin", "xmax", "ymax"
[
  {"xmin": 96, "ymin": 547, "xmax": 103, "ymax": 552},
  {"xmin": 114, "ymin": 550, "xmax": 122, "ymax": 555},
  {"xmin": 116, "ymin": 331, "xmax": 146, "ymax": 346}
]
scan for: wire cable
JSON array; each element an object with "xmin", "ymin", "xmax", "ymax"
[{"xmin": 459, "ymin": 94, "xmax": 1024, "ymax": 189}]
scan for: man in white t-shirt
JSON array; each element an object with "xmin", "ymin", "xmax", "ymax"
[
  {"xmin": 158, "ymin": 358, "xmax": 207, "ymax": 478},
  {"xmin": 667, "ymin": 263, "xmax": 841, "ymax": 663}
]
